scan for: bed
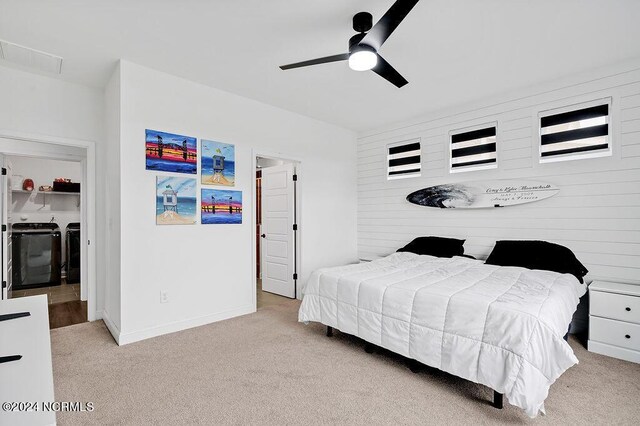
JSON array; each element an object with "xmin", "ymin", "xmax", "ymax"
[{"xmin": 298, "ymin": 251, "xmax": 587, "ymax": 417}]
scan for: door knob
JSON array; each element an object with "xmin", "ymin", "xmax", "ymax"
[{"xmin": 261, "ymin": 234, "xmax": 266, "ymax": 238}]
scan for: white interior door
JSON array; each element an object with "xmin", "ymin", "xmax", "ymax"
[
  {"xmin": 1, "ymin": 156, "xmax": 12, "ymax": 300},
  {"xmin": 261, "ymin": 163, "xmax": 296, "ymax": 298}
]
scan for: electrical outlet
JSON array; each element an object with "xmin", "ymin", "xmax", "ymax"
[{"xmin": 160, "ymin": 290, "xmax": 169, "ymax": 304}]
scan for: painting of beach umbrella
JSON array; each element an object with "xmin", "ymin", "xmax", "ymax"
[
  {"xmin": 201, "ymin": 189, "xmax": 242, "ymax": 224},
  {"xmin": 146, "ymin": 129, "xmax": 197, "ymax": 174},
  {"xmin": 201, "ymin": 140, "xmax": 235, "ymax": 186},
  {"xmin": 156, "ymin": 176, "xmax": 197, "ymax": 225}
]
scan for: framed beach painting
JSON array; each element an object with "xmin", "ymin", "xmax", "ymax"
[
  {"xmin": 201, "ymin": 189, "xmax": 242, "ymax": 224},
  {"xmin": 201, "ymin": 140, "xmax": 235, "ymax": 186},
  {"xmin": 156, "ymin": 176, "xmax": 197, "ymax": 225},
  {"xmin": 146, "ymin": 129, "xmax": 197, "ymax": 174}
]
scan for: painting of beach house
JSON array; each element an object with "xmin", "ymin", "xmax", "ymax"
[
  {"xmin": 156, "ymin": 176, "xmax": 197, "ymax": 225},
  {"xmin": 146, "ymin": 129, "xmax": 197, "ymax": 174},
  {"xmin": 201, "ymin": 140, "xmax": 235, "ymax": 186},
  {"xmin": 201, "ymin": 189, "xmax": 242, "ymax": 224}
]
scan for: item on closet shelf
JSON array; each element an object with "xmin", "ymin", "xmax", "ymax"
[
  {"xmin": 54, "ymin": 177, "xmax": 71, "ymax": 183},
  {"xmin": 406, "ymin": 180, "xmax": 559, "ymax": 209},
  {"xmin": 52, "ymin": 181, "xmax": 80, "ymax": 192},
  {"xmin": 39, "ymin": 185, "xmax": 53, "ymax": 192},
  {"xmin": 22, "ymin": 178, "xmax": 34, "ymax": 192}
]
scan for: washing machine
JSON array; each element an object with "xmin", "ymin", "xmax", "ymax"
[
  {"xmin": 11, "ymin": 223, "xmax": 62, "ymax": 289},
  {"xmin": 65, "ymin": 222, "xmax": 81, "ymax": 283}
]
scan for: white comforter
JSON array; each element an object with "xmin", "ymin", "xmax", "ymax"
[{"xmin": 299, "ymin": 253, "xmax": 586, "ymax": 417}]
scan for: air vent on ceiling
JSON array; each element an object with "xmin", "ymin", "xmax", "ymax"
[{"xmin": 0, "ymin": 40, "xmax": 63, "ymax": 74}]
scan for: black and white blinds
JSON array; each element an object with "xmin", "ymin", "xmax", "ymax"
[
  {"xmin": 387, "ymin": 140, "xmax": 421, "ymax": 179},
  {"xmin": 450, "ymin": 125, "xmax": 497, "ymax": 170},
  {"xmin": 540, "ymin": 102, "xmax": 610, "ymax": 159}
]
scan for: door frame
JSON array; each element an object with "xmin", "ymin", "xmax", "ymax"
[
  {"xmin": 251, "ymin": 151, "xmax": 302, "ymax": 311},
  {"xmin": 0, "ymin": 129, "xmax": 97, "ymax": 321}
]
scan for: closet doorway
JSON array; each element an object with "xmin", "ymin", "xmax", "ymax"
[
  {"xmin": 254, "ymin": 155, "xmax": 300, "ymax": 308},
  {"xmin": 0, "ymin": 133, "xmax": 96, "ymax": 329}
]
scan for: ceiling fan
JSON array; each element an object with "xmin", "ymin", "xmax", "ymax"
[{"xmin": 279, "ymin": 0, "xmax": 420, "ymax": 88}]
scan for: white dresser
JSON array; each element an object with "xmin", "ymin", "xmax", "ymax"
[
  {"xmin": 589, "ymin": 281, "xmax": 640, "ymax": 363},
  {"xmin": 0, "ymin": 295, "xmax": 56, "ymax": 425}
]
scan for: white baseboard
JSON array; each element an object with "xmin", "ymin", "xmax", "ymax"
[
  {"xmin": 588, "ymin": 340, "xmax": 640, "ymax": 364},
  {"xmin": 101, "ymin": 309, "xmax": 121, "ymax": 345},
  {"xmin": 117, "ymin": 305, "xmax": 255, "ymax": 346}
]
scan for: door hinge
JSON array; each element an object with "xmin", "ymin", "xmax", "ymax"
[
  {"xmin": 293, "ymin": 273, "xmax": 298, "ymax": 280},
  {"xmin": 1, "ymin": 168, "xmax": 6, "ymax": 176},
  {"xmin": 292, "ymin": 174, "xmax": 297, "ymax": 181},
  {"xmin": 2, "ymin": 281, "xmax": 6, "ymax": 289},
  {"xmin": 292, "ymin": 224, "xmax": 297, "ymax": 231},
  {"xmin": 1, "ymin": 224, "xmax": 6, "ymax": 232}
]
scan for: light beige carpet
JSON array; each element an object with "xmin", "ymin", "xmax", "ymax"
[{"xmin": 51, "ymin": 295, "xmax": 640, "ymax": 425}]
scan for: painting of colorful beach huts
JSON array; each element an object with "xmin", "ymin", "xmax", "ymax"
[
  {"xmin": 146, "ymin": 129, "xmax": 197, "ymax": 174},
  {"xmin": 201, "ymin": 189, "xmax": 242, "ymax": 224},
  {"xmin": 201, "ymin": 140, "xmax": 235, "ymax": 186},
  {"xmin": 156, "ymin": 176, "xmax": 197, "ymax": 225}
]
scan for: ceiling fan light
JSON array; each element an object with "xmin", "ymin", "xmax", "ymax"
[{"xmin": 349, "ymin": 50, "xmax": 377, "ymax": 71}]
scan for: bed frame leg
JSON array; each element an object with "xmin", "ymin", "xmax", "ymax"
[
  {"xmin": 326, "ymin": 326, "xmax": 333, "ymax": 337},
  {"xmin": 493, "ymin": 391, "xmax": 503, "ymax": 409}
]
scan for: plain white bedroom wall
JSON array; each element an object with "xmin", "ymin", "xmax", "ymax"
[
  {"xmin": 103, "ymin": 63, "xmax": 122, "ymax": 335},
  {"xmin": 357, "ymin": 60, "xmax": 640, "ymax": 285},
  {"xmin": 0, "ymin": 64, "xmax": 108, "ymax": 316},
  {"xmin": 116, "ymin": 61, "xmax": 357, "ymax": 343}
]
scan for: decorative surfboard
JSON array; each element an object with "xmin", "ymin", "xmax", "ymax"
[{"xmin": 406, "ymin": 180, "xmax": 559, "ymax": 209}]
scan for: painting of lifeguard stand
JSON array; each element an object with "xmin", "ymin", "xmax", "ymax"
[
  {"xmin": 156, "ymin": 176, "xmax": 197, "ymax": 225},
  {"xmin": 162, "ymin": 185, "xmax": 178, "ymax": 212},
  {"xmin": 201, "ymin": 140, "xmax": 235, "ymax": 186}
]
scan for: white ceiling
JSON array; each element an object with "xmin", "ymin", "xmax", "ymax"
[{"xmin": 1, "ymin": 0, "xmax": 640, "ymax": 131}]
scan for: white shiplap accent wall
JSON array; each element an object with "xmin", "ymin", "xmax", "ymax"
[{"xmin": 357, "ymin": 64, "xmax": 640, "ymax": 284}]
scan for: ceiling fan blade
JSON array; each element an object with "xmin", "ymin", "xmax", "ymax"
[
  {"xmin": 372, "ymin": 54, "xmax": 408, "ymax": 88},
  {"xmin": 280, "ymin": 53, "xmax": 349, "ymax": 70},
  {"xmin": 361, "ymin": 0, "xmax": 420, "ymax": 50}
]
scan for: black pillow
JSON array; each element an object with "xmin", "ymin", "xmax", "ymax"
[
  {"xmin": 397, "ymin": 236, "xmax": 465, "ymax": 258},
  {"xmin": 485, "ymin": 240, "xmax": 588, "ymax": 283}
]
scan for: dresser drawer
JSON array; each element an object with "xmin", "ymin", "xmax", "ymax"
[
  {"xmin": 591, "ymin": 290, "xmax": 640, "ymax": 324},
  {"xmin": 590, "ymin": 316, "xmax": 640, "ymax": 352}
]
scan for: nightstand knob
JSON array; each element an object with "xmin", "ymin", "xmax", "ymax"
[
  {"xmin": 625, "ymin": 334, "xmax": 631, "ymax": 339},
  {"xmin": 626, "ymin": 307, "xmax": 631, "ymax": 312}
]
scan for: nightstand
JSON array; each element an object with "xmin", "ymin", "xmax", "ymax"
[{"xmin": 588, "ymin": 281, "xmax": 640, "ymax": 363}]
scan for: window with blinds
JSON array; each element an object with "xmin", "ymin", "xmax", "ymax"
[
  {"xmin": 539, "ymin": 99, "xmax": 611, "ymax": 162},
  {"xmin": 450, "ymin": 124, "xmax": 497, "ymax": 172},
  {"xmin": 387, "ymin": 139, "xmax": 421, "ymax": 179}
]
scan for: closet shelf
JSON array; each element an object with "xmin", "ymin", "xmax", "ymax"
[
  {"xmin": 12, "ymin": 189, "xmax": 80, "ymax": 195},
  {"xmin": 12, "ymin": 189, "xmax": 80, "ymax": 207}
]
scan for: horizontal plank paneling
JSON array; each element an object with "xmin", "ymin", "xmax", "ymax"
[{"xmin": 357, "ymin": 65, "xmax": 640, "ymax": 284}]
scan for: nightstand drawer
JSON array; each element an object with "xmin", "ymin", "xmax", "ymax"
[
  {"xmin": 590, "ymin": 316, "xmax": 640, "ymax": 352},
  {"xmin": 591, "ymin": 291, "xmax": 640, "ymax": 324}
]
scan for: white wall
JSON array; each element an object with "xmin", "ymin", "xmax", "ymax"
[
  {"xmin": 115, "ymin": 61, "xmax": 357, "ymax": 344},
  {"xmin": 0, "ymin": 64, "xmax": 107, "ymax": 317},
  {"xmin": 103, "ymin": 63, "xmax": 122, "ymax": 334},
  {"xmin": 9, "ymin": 156, "xmax": 82, "ymax": 268},
  {"xmin": 357, "ymin": 62, "xmax": 640, "ymax": 285}
]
